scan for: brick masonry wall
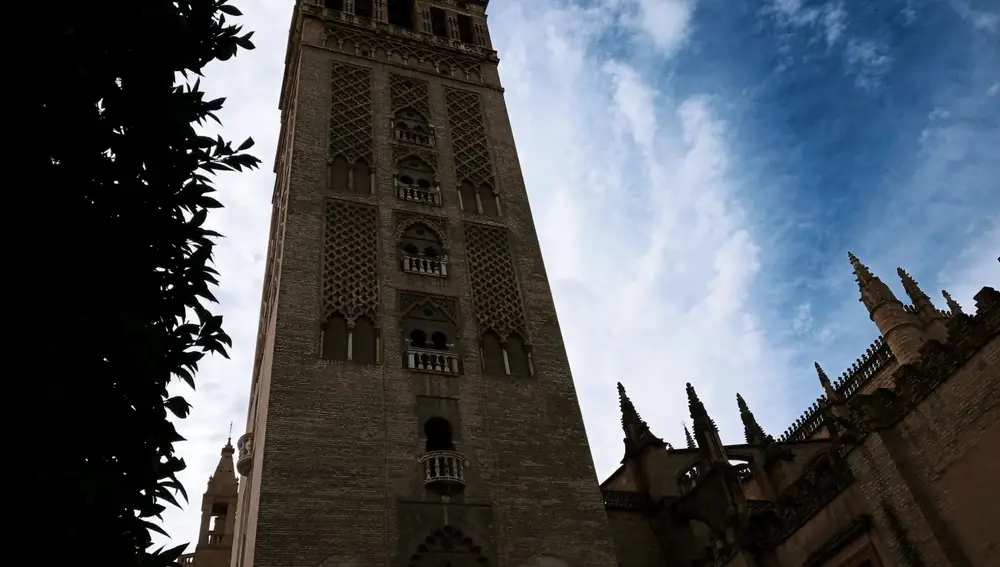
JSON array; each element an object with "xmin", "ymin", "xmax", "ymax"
[
  {"xmin": 238, "ymin": 7, "xmax": 619, "ymax": 567},
  {"xmin": 844, "ymin": 334, "xmax": 999, "ymax": 567}
]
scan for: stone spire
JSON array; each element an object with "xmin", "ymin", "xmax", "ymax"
[
  {"xmin": 207, "ymin": 437, "xmax": 239, "ymax": 496},
  {"xmin": 736, "ymin": 393, "xmax": 768, "ymax": 445},
  {"xmin": 897, "ymin": 267, "xmax": 933, "ymax": 308},
  {"xmin": 942, "ymin": 290, "xmax": 964, "ymax": 315},
  {"xmin": 686, "ymin": 383, "xmax": 727, "ymax": 463},
  {"xmin": 849, "ymin": 252, "xmax": 899, "ymax": 312},
  {"xmin": 617, "ymin": 382, "xmax": 664, "ymax": 461},
  {"xmin": 847, "ymin": 252, "xmax": 926, "ymax": 364},
  {"xmin": 683, "ymin": 422, "xmax": 695, "ymax": 449},
  {"xmin": 815, "ymin": 361, "xmax": 841, "ymax": 403}
]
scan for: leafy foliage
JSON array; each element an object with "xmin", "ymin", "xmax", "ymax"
[{"xmin": 26, "ymin": 0, "xmax": 260, "ymax": 565}]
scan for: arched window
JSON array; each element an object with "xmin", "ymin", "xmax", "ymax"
[
  {"xmin": 321, "ymin": 313, "xmax": 378, "ymax": 364},
  {"xmin": 393, "ymin": 108, "xmax": 434, "ymax": 146},
  {"xmin": 430, "ymin": 331, "xmax": 449, "ymax": 350},
  {"xmin": 424, "ymin": 417, "xmax": 455, "ymax": 451},
  {"xmin": 459, "ymin": 181, "xmax": 478, "ymax": 213},
  {"xmin": 352, "ymin": 316, "xmax": 378, "ymax": 365},
  {"xmin": 355, "ymin": 0, "xmax": 373, "ymax": 18},
  {"xmin": 352, "ymin": 158, "xmax": 371, "ymax": 194},
  {"xmin": 480, "ymin": 183, "xmax": 499, "ymax": 216},
  {"xmin": 321, "ymin": 313, "xmax": 349, "ymax": 361},
  {"xmin": 410, "ymin": 329, "xmax": 428, "ymax": 349},
  {"xmin": 328, "ymin": 156, "xmax": 349, "ymax": 192},
  {"xmin": 396, "ymin": 157, "xmax": 435, "ymax": 189},
  {"xmin": 505, "ymin": 332, "xmax": 530, "ymax": 376},
  {"xmin": 481, "ymin": 331, "xmax": 532, "ymax": 377},
  {"xmin": 402, "ymin": 296, "xmax": 460, "ymax": 374},
  {"xmin": 400, "ymin": 224, "xmax": 447, "ymax": 277},
  {"xmin": 481, "ymin": 330, "xmax": 505, "ymax": 376}
]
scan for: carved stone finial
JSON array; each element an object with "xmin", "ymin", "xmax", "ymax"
[{"xmin": 941, "ymin": 290, "xmax": 964, "ymax": 315}]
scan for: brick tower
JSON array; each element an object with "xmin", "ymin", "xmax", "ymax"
[
  {"xmin": 229, "ymin": 1, "xmax": 618, "ymax": 566},
  {"xmin": 183, "ymin": 439, "xmax": 238, "ymax": 567}
]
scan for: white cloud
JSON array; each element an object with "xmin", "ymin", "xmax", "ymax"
[{"xmin": 630, "ymin": 0, "xmax": 697, "ymax": 55}]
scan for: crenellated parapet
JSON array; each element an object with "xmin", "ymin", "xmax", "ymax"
[{"xmin": 779, "ymin": 336, "xmax": 894, "ymax": 442}]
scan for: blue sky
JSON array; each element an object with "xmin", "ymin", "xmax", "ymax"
[{"xmin": 157, "ymin": 0, "xmax": 999, "ymax": 549}]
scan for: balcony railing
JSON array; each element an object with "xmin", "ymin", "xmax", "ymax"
[
  {"xmin": 396, "ymin": 182, "xmax": 442, "ymax": 206},
  {"xmin": 206, "ymin": 532, "xmax": 224, "ymax": 545},
  {"xmin": 180, "ymin": 553, "xmax": 195, "ymax": 567},
  {"xmin": 420, "ymin": 449, "xmax": 467, "ymax": 490},
  {"xmin": 236, "ymin": 432, "xmax": 253, "ymax": 476},
  {"xmin": 407, "ymin": 346, "xmax": 459, "ymax": 374},
  {"xmin": 394, "ymin": 125, "xmax": 435, "ymax": 146},
  {"xmin": 402, "ymin": 252, "xmax": 448, "ymax": 277}
]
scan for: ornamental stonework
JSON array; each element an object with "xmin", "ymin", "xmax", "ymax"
[
  {"xmin": 463, "ymin": 223, "xmax": 526, "ymax": 340},
  {"xmin": 323, "ymin": 199, "xmax": 380, "ymax": 323},
  {"xmin": 329, "ymin": 62, "xmax": 373, "ymax": 164}
]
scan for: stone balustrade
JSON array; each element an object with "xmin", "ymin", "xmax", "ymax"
[
  {"xmin": 407, "ymin": 346, "xmax": 459, "ymax": 374},
  {"xmin": 402, "ymin": 252, "xmax": 448, "ymax": 277}
]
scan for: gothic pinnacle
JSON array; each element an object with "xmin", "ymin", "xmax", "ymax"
[
  {"xmin": 737, "ymin": 393, "xmax": 767, "ymax": 444},
  {"xmin": 686, "ymin": 383, "xmax": 719, "ymax": 432},
  {"xmin": 617, "ymin": 382, "xmax": 663, "ymax": 458},
  {"xmin": 848, "ymin": 251, "xmax": 874, "ymax": 282},
  {"xmin": 683, "ymin": 422, "xmax": 696, "ymax": 449},
  {"xmin": 617, "ymin": 382, "xmax": 641, "ymax": 432},
  {"xmin": 942, "ymin": 290, "xmax": 964, "ymax": 315},
  {"xmin": 815, "ymin": 362, "xmax": 840, "ymax": 402},
  {"xmin": 686, "ymin": 383, "xmax": 707, "ymax": 419},
  {"xmin": 736, "ymin": 393, "xmax": 751, "ymax": 418},
  {"xmin": 897, "ymin": 267, "xmax": 931, "ymax": 305}
]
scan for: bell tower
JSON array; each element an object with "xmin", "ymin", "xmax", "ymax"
[{"xmin": 230, "ymin": 1, "xmax": 618, "ymax": 567}]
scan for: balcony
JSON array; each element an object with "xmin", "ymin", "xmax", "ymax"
[
  {"xmin": 407, "ymin": 346, "xmax": 459, "ymax": 374},
  {"xmin": 179, "ymin": 553, "xmax": 195, "ymax": 567},
  {"xmin": 206, "ymin": 532, "xmax": 224, "ymax": 545},
  {"xmin": 393, "ymin": 124, "xmax": 436, "ymax": 146},
  {"xmin": 420, "ymin": 449, "xmax": 467, "ymax": 492},
  {"xmin": 236, "ymin": 432, "xmax": 253, "ymax": 476},
  {"xmin": 402, "ymin": 252, "xmax": 448, "ymax": 277},
  {"xmin": 396, "ymin": 182, "xmax": 442, "ymax": 206}
]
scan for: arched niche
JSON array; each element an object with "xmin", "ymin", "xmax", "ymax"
[
  {"xmin": 328, "ymin": 154, "xmax": 373, "ymax": 195},
  {"xmin": 393, "ymin": 107, "xmax": 435, "ymax": 146},
  {"xmin": 402, "ymin": 296, "xmax": 460, "ymax": 374},
  {"xmin": 480, "ymin": 329, "xmax": 532, "ymax": 378},
  {"xmin": 395, "ymin": 156, "xmax": 441, "ymax": 205},
  {"xmin": 321, "ymin": 312, "xmax": 379, "ymax": 365},
  {"xmin": 458, "ymin": 180, "xmax": 501, "ymax": 217},
  {"xmin": 408, "ymin": 525, "xmax": 491, "ymax": 567},
  {"xmin": 399, "ymin": 222, "xmax": 448, "ymax": 277}
]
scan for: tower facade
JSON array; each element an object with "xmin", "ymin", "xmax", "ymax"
[{"xmin": 230, "ymin": 1, "xmax": 618, "ymax": 566}]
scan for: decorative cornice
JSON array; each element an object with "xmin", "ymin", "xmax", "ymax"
[{"xmin": 311, "ymin": 6, "xmax": 499, "ymax": 62}]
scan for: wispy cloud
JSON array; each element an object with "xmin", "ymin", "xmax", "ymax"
[{"xmin": 155, "ymin": 0, "xmax": 1000, "ymax": 549}]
